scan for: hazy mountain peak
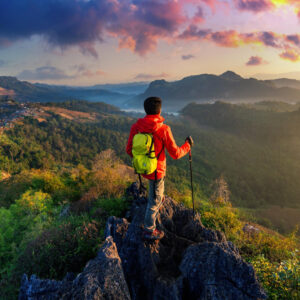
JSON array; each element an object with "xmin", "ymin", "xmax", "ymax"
[{"xmin": 220, "ymin": 71, "xmax": 243, "ymax": 81}]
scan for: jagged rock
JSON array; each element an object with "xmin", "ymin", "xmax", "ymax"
[
  {"xmin": 19, "ymin": 237, "xmax": 130, "ymax": 300},
  {"xmin": 106, "ymin": 182, "xmax": 266, "ymax": 300},
  {"xmin": 19, "ymin": 182, "xmax": 266, "ymax": 300},
  {"xmin": 180, "ymin": 242, "xmax": 264, "ymax": 300}
]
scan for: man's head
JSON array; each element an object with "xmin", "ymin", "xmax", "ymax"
[{"xmin": 144, "ymin": 97, "xmax": 162, "ymax": 115}]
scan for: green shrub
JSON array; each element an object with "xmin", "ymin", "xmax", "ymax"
[
  {"xmin": 0, "ymin": 190, "xmax": 54, "ymax": 299},
  {"xmin": 237, "ymin": 231, "xmax": 298, "ymax": 262},
  {"xmin": 14, "ymin": 215, "xmax": 103, "ymax": 280},
  {"xmin": 199, "ymin": 200, "xmax": 242, "ymax": 239},
  {"xmin": 91, "ymin": 197, "xmax": 129, "ymax": 217},
  {"xmin": 249, "ymin": 252, "xmax": 300, "ymax": 299}
]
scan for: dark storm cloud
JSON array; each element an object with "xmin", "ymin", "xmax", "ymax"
[{"xmin": 0, "ymin": 0, "xmax": 186, "ymax": 56}]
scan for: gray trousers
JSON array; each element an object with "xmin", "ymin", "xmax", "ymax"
[{"xmin": 144, "ymin": 177, "xmax": 165, "ymax": 232}]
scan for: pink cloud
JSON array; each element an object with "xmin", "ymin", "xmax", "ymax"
[
  {"xmin": 0, "ymin": 0, "xmax": 299, "ymax": 59},
  {"xmin": 134, "ymin": 72, "xmax": 170, "ymax": 80},
  {"xmin": 179, "ymin": 26, "xmax": 300, "ymax": 62},
  {"xmin": 192, "ymin": 6, "xmax": 205, "ymax": 24},
  {"xmin": 235, "ymin": 0, "xmax": 274, "ymax": 12},
  {"xmin": 280, "ymin": 50, "xmax": 300, "ymax": 62},
  {"xmin": 235, "ymin": 0, "xmax": 300, "ymax": 20},
  {"xmin": 246, "ymin": 56, "xmax": 267, "ymax": 66}
]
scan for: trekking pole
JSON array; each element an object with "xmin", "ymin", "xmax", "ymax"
[{"xmin": 189, "ymin": 150, "xmax": 195, "ymax": 220}]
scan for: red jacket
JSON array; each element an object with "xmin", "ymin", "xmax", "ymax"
[{"xmin": 126, "ymin": 114, "xmax": 190, "ymax": 180}]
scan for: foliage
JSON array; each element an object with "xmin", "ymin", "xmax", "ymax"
[
  {"xmin": 200, "ymin": 200, "xmax": 241, "ymax": 239},
  {"xmin": 45, "ymin": 99, "xmax": 121, "ymax": 114},
  {"xmin": 1, "ymin": 101, "xmax": 300, "ymax": 299},
  {"xmin": 0, "ymin": 150, "xmax": 132, "ymax": 299},
  {"xmin": 249, "ymin": 252, "xmax": 300, "ymax": 299},
  {"xmin": 15, "ymin": 215, "xmax": 104, "ymax": 280},
  {"xmin": 194, "ymin": 195, "xmax": 299, "ymax": 299},
  {"xmin": 0, "ymin": 190, "xmax": 55, "ymax": 298}
]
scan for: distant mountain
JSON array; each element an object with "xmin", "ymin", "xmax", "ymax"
[
  {"xmin": 126, "ymin": 71, "xmax": 300, "ymax": 111},
  {"xmin": 0, "ymin": 76, "xmax": 131, "ymax": 105},
  {"xmin": 0, "ymin": 76, "xmax": 68, "ymax": 102},
  {"xmin": 87, "ymin": 82, "xmax": 149, "ymax": 95},
  {"xmin": 265, "ymin": 78, "xmax": 300, "ymax": 90}
]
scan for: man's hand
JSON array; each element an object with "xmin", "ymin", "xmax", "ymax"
[{"xmin": 185, "ymin": 136, "xmax": 194, "ymax": 147}]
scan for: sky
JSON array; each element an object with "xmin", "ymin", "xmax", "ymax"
[{"xmin": 0, "ymin": 0, "xmax": 300, "ymax": 85}]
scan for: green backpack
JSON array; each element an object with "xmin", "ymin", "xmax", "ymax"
[{"xmin": 132, "ymin": 133, "xmax": 157, "ymax": 175}]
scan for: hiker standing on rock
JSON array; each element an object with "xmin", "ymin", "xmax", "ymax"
[{"xmin": 126, "ymin": 97, "xmax": 193, "ymax": 240}]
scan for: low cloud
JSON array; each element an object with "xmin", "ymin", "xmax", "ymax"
[
  {"xmin": 81, "ymin": 69, "xmax": 106, "ymax": 78},
  {"xmin": 182, "ymin": 54, "xmax": 195, "ymax": 60},
  {"xmin": 246, "ymin": 56, "xmax": 267, "ymax": 66},
  {"xmin": 18, "ymin": 66, "xmax": 74, "ymax": 81},
  {"xmin": 134, "ymin": 72, "xmax": 169, "ymax": 80}
]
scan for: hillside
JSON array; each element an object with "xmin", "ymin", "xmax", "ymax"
[
  {"xmin": 265, "ymin": 78, "xmax": 300, "ymax": 90},
  {"xmin": 0, "ymin": 101, "xmax": 299, "ymax": 299},
  {"xmin": 126, "ymin": 71, "xmax": 300, "ymax": 111},
  {"xmin": 0, "ymin": 77, "xmax": 130, "ymax": 104},
  {"xmin": 1, "ymin": 156, "xmax": 298, "ymax": 299},
  {"xmin": 1, "ymin": 100, "xmax": 300, "ymax": 229}
]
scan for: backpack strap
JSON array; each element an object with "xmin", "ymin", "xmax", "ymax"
[{"xmin": 147, "ymin": 134, "xmax": 156, "ymax": 158}]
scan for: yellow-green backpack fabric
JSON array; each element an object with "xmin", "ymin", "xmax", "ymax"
[{"xmin": 132, "ymin": 133, "xmax": 157, "ymax": 174}]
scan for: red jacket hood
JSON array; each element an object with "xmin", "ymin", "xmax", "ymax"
[{"xmin": 136, "ymin": 114, "xmax": 165, "ymax": 133}]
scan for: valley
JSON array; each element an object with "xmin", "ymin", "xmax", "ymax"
[{"xmin": 0, "ymin": 79, "xmax": 299, "ymax": 300}]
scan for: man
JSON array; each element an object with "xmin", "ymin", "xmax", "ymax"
[{"xmin": 126, "ymin": 97, "xmax": 193, "ymax": 240}]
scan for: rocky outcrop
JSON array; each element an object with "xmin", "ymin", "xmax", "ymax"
[
  {"xmin": 19, "ymin": 183, "xmax": 266, "ymax": 300},
  {"xmin": 19, "ymin": 237, "xmax": 130, "ymax": 300}
]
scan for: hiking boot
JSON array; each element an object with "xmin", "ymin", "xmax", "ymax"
[{"xmin": 142, "ymin": 229, "xmax": 164, "ymax": 241}]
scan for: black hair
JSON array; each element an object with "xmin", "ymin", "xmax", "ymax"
[{"xmin": 144, "ymin": 96, "xmax": 162, "ymax": 115}]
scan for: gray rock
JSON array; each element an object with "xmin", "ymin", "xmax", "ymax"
[
  {"xmin": 19, "ymin": 237, "xmax": 130, "ymax": 300},
  {"xmin": 107, "ymin": 182, "xmax": 266, "ymax": 300},
  {"xmin": 180, "ymin": 242, "xmax": 265, "ymax": 300},
  {"xmin": 19, "ymin": 182, "xmax": 266, "ymax": 300}
]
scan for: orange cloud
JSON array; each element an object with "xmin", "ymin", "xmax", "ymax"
[
  {"xmin": 280, "ymin": 49, "xmax": 300, "ymax": 62},
  {"xmin": 179, "ymin": 27, "xmax": 300, "ymax": 62},
  {"xmin": 236, "ymin": 0, "xmax": 300, "ymax": 18}
]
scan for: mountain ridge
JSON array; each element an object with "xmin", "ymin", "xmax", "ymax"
[
  {"xmin": 125, "ymin": 71, "xmax": 300, "ymax": 110},
  {"xmin": 0, "ymin": 76, "xmax": 131, "ymax": 104}
]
